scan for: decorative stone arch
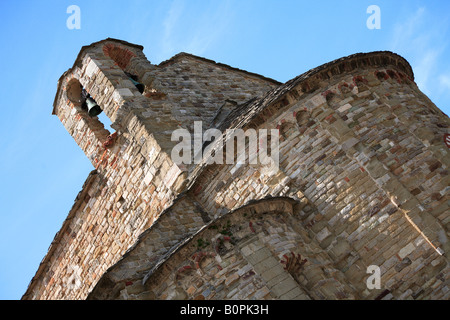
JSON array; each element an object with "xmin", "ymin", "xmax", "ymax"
[
  {"xmin": 143, "ymin": 196, "xmax": 358, "ymax": 300},
  {"xmin": 278, "ymin": 121, "xmax": 297, "ymax": 140},
  {"xmin": 294, "ymin": 109, "xmax": 316, "ymax": 135},
  {"xmin": 374, "ymin": 70, "xmax": 389, "ymax": 81},
  {"xmin": 87, "ymin": 196, "xmax": 359, "ymax": 300},
  {"xmin": 145, "ymin": 197, "xmax": 304, "ymax": 298},
  {"xmin": 352, "ymin": 75, "xmax": 369, "ymax": 92},
  {"xmin": 323, "ymin": 90, "xmax": 341, "ymax": 109},
  {"xmin": 338, "ymin": 82, "xmax": 353, "ymax": 95}
]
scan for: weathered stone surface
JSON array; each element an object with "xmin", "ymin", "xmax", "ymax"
[{"xmin": 22, "ymin": 39, "xmax": 449, "ymax": 301}]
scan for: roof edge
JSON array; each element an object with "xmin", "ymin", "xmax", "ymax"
[
  {"xmin": 184, "ymin": 50, "xmax": 416, "ymax": 189},
  {"xmin": 158, "ymin": 52, "xmax": 282, "ymax": 86}
]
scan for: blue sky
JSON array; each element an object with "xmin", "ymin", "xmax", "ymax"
[{"xmin": 0, "ymin": 0, "xmax": 448, "ymax": 300}]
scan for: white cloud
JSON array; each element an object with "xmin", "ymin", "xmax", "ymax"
[
  {"xmin": 156, "ymin": 0, "xmax": 233, "ymax": 61},
  {"xmin": 413, "ymin": 48, "xmax": 442, "ymax": 93},
  {"xmin": 439, "ymin": 74, "xmax": 450, "ymax": 90},
  {"xmin": 186, "ymin": 1, "xmax": 233, "ymax": 55},
  {"xmin": 390, "ymin": 7, "xmax": 425, "ymax": 51},
  {"xmin": 161, "ymin": 0, "xmax": 185, "ymax": 58},
  {"xmin": 389, "ymin": 7, "xmax": 450, "ymax": 112}
]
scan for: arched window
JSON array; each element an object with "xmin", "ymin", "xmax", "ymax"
[
  {"xmin": 65, "ymin": 78, "xmax": 113, "ymax": 139},
  {"xmin": 102, "ymin": 43, "xmax": 145, "ymax": 94}
]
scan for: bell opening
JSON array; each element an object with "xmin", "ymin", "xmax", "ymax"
[
  {"xmin": 125, "ymin": 72, "xmax": 145, "ymax": 94},
  {"xmin": 135, "ymin": 83, "xmax": 145, "ymax": 94}
]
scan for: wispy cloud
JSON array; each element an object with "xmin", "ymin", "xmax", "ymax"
[
  {"xmin": 439, "ymin": 74, "xmax": 450, "ymax": 91},
  {"xmin": 184, "ymin": 1, "xmax": 233, "ymax": 55},
  {"xmin": 156, "ymin": 0, "xmax": 234, "ymax": 62},
  {"xmin": 413, "ymin": 48, "xmax": 443, "ymax": 93},
  {"xmin": 161, "ymin": 0, "xmax": 185, "ymax": 57},
  {"xmin": 390, "ymin": 7, "xmax": 425, "ymax": 51},
  {"xmin": 389, "ymin": 6, "xmax": 450, "ymax": 112}
]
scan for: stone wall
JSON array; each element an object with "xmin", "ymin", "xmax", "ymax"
[
  {"xmin": 89, "ymin": 51, "xmax": 448, "ymax": 301},
  {"xmin": 95, "ymin": 198, "xmax": 360, "ymax": 300},
  {"xmin": 23, "ymin": 40, "xmax": 449, "ymax": 300},
  {"xmin": 187, "ymin": 57, "xmax": 449, "ymax": 299}
]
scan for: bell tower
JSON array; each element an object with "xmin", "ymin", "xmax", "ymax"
[
  {"xmin": 53, "ymin": 39, "xmax": 160, "ymax": 172},
  {"xmin": 24, "ymin": 38, "xmax": 280, "ymax": 300},
  {"xmin": 24, "ymin": 39, "xmax": 190, "ymax": 299}
]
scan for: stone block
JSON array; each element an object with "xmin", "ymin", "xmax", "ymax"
[
  {"xmin": 270, "ymin": 277, "xmax": 298, "ymax": 298},
  {"xmin": 398, "ymin": 242, "xmax": 416, "ymax": 260}
]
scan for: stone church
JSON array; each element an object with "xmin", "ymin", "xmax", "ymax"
[{"xmin": 23, "ymin": 38, "xmax": 449, "ymax": 300}]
